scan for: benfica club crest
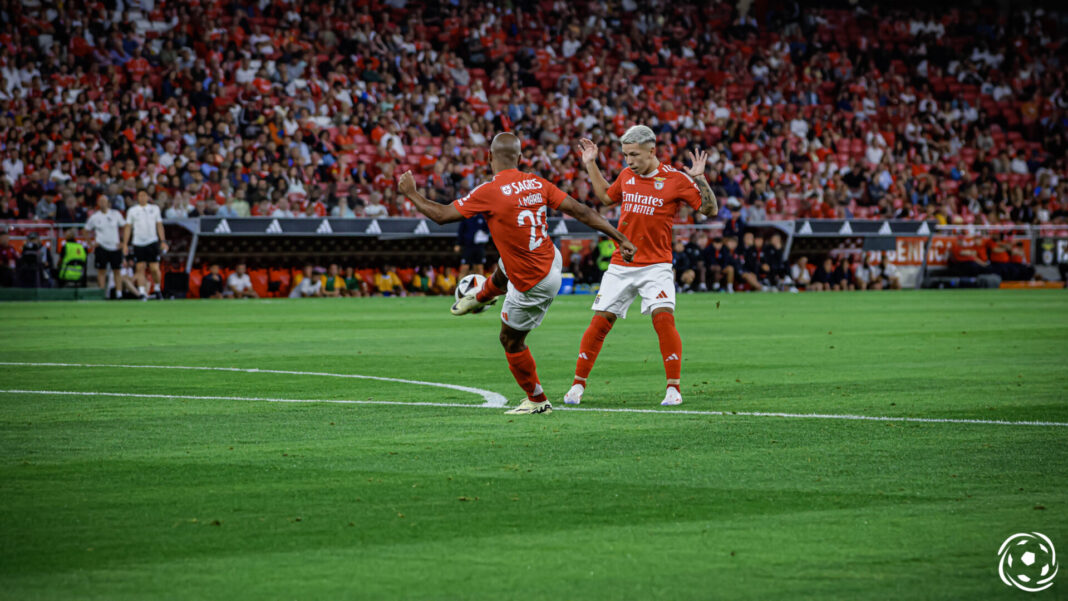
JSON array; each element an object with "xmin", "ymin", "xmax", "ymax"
[{"xmin": 654, "ymin": 177, "xmax": 666, "ymax": 190}]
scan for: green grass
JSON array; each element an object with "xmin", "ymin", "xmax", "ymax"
[{"xmin": 0, "ymin": 290, "xmax": 1066, "ymax": 600}]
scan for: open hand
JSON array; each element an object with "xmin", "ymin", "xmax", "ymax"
[
  {"xmin": 685, "ymin": 148, "xmax": 709, "ymax": 178},
  {"xmin": 397, "ymin": 171, "xmax": 417, "ymax": 197},
  {"xmin": 619, "ymin": 239, "xmax": 637, "ymax": 263},
  {"xmin": 578, "ymin": 138, "xmax": 599, "ymax": 164}
]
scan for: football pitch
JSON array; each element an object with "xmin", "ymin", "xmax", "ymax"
[{"xmin": 1, "ymin": 290, "xmax": 1066, "ymax": 600}]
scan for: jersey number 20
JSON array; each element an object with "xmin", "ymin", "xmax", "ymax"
[{"xmin": 518, "ymin": 205, "xmax": 548, "ymax": 251}]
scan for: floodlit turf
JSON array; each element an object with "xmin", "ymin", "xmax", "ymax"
[{"xmin": 0, "ymin": 290, "xmax": 1066, "ymax": 600}]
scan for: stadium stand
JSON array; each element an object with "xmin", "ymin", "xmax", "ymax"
[{"xmin": 0, "ymin": 0, "xmax": 1065, "ymax": 296}]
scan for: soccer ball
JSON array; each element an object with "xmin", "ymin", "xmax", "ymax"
[{"xmin": 455, "ymin": 274, "xmax": 487, "ymax": 314}]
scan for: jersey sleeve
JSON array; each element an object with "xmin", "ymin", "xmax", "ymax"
[
  {"xmin": 452, "ymin": 183, "xmax": 491, "ymax": 218},
  {"xmin": 606, "ymin": 174, "xmax": 623, "ymax": 204},
  {"xmin": 154, "ymin": 207, "xmax": 163, "ymax": 223},
  {"xmin": 540, "ymin": 178, "xmax": 567, "ymax": 209},
  {"xmin": 676, "ymin": 173, "xmax": 703, "ymax": 211}
]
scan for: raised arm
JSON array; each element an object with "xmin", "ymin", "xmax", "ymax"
[
  {"xmin": 685, "ymin": 148, "xmax": 718, "ymax": 217},
  {"xmin": 578, "ymin": 138, "xmax": 615, "ymax": 206},
  {"xmin": 397, "ymin": 171, "xmax": 464, "ymax": 224},
  {"xmin": 557, "ymin": 196, "xmax": 636, "ymax": 262}
]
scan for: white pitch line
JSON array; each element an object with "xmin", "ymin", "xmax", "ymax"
[
  {"xmin": 0, "ymin": 389, "xmax": 1065, "ymax": 428},
  {"xmin": 0, "ymin": 361, "xmax": 508, "ymax": 408}
]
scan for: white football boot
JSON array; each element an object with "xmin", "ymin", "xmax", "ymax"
[
  {"xmin": 450, "ymin": 287, "xmax": 497, "ymax": 316},
  {"xmin": 660, "ymin": 387, "xmax": 683, "ymax": 406},
  {"xmin": 563, "ymin": 384, "xmax": 584, "ymax": 405},
  {"xmin": 504, "ymin": 399, "xmax": 553, "ymax": 415}
]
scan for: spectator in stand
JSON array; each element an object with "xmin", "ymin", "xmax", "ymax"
[
  {"xmin": 55, "ymin": 195, "xmax": 88, "ymax": 224},
  {"xmin": 672, "ymin": 239, "xmax": 697, "ymax": 293},
  {"xmin": 434, "ymin": 267, "xmax": 458, "ymax": 296},
  {"xmin": 322, "ymin": 263, "xmax": 347, "ymax": 297},
  {"xmin": 331, "ymin": 198, "xmax": 357, "ymax": 218},
  {"xmin": 374, "ymin": 265, "xmax": 405, "ymax": 297},
  {"xmin": 84, "ymin": 195, "xmax": 126, "ymax": 298},
  {"xmin": 761, "ymin": 233, "xmax": 787, "ymax": 289},
  {"xmin": 878, "ymin": 254, "xmax": 902, "ymax": 290},
  {"xmin": 364, "ymin": 192, "xmax": 389, "ymax": 219},
  {"xmin": 720, "ymin": 236, "xmax": 742, "ymax": 293},
  {"xmin": 722, "ymin": 198, "xmax": 746, "ymax": 241},
  {"xmin": 409, "ymin": 265, "xmax": 434, "ymax": 296},
  {"xmin": 683, "ymin": 233, "xmax": 709, "ymax": 291},
  {"xmin": 226, "ymin": 263, "xmax": 258, "ymax": 298},
  {"xmin": 289, "ymin": 264, "xmax": 323, "ymax": 298},
  {"xmin": 0, "ymin": 228, "xmax": 17, "ymax": 287},
  {"xmin": 811, "ymin": 257, "xmax": 835, "ymax": 292},
  {"xmin": 200, "ymin": 265, "xmax": 225, "ymax": 299},
  {"xmin": 704, "ymin": 237, "xmax": 727, "ymax": 292},
  {"xmin": 343, "ymin": 267, "xmax": 369, "ymax": 297},
  {"xmin": 738, "ymin": 232, "xmax": 766, "ymax": 291},
  {"xmin": 854, "ymin": 255, "xmax": 882, "ymax": 291},
  {"xmin": 837, "ymin": 256, "xmax": 856, "ymax": 291},
  {"xmin": 790, "ymin": 256, "xmax": 812, "ymax": 292},
  {"xmin": 948, "ymin": 236, "xmax": 991, "ymax": 277}
]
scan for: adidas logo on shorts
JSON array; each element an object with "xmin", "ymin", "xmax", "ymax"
[{"xmin": 656, "ymin": 290, "xmax": 668, "ymax": 299}]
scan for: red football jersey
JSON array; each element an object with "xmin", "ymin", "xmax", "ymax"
[
  {"xmin": 453, "ymin": 168, "xmax": 567, "ymax": 292},
  {"xmin": 606, "ymin": 162, "xmax": 702, "ymax": 266}
]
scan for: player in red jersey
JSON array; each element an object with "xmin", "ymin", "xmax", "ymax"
[
  {"xmin": 398, "ymin": 133, "xmax": 635, "ymax": 415},
  {"xmin": 566, "ymin": 125, "xmax": 718, "ymax": 407}
]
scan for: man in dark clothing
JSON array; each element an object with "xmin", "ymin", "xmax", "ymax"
[
  {"xmin": 200, "ymin": 264, "xmax": 225, "ymax": 299},
  {"xmin": 738, "ymin": 231, "xmax": 765, "ymax": 291},
  {"xmin": 455, "ymin": 213, "xmax": 490, "ymax": 278},
  {"xmin": 682, "ymin": 233, "xmax": 708, "ymax": 291},
  {"xmin": 761, "ymin": 233, "xmax": 788, "ymax": 288}
]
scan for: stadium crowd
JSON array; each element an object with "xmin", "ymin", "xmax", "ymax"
[{"xmin": 0, "ymin": 0, "xmax": 1064, "ymax": 229}]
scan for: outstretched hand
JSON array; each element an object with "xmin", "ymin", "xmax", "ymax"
[
  {"xmin": 397, "ymin": 170, "xmax": 417, "ymax": 197},
  {"xmin": 578, "ymin": 138, "xmax": 599, "ymax": 164},
  {"xmin": 619, "ymin": 239, "xmax": 637, "ymax": 263},
  {"xmin": 685, "ymin": 148, "xmax": 709, "ymax": 178}
]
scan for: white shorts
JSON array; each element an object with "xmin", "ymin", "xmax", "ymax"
[
  {"xmin": 591, "ymin": 262, "xmax": 675, "ymax": 319},
  {"xmin": 497, "ymin": 247, "xmax": 562, "ymax": 332}
]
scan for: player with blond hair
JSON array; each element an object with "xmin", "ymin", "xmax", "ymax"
[{"xmin": 566, "ymin": 125, "xmax": 718, "ymax": 407}]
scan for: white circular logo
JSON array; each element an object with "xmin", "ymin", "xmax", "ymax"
[{"xmin": 998, "ymin": 532, "xmax": 1058, "ymax": 592}]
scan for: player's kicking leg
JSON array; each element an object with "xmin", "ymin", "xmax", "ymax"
[
  {"xmin": 451, "ymin": 266, "xmax": 504, "ymax": 315},
  {"xmin": 497, "ymin": 252, "xmax": 561, "ymax": 415},
  {"xmin": 499, "ymin": 323, "xmax": 552, "ymax": 415}
]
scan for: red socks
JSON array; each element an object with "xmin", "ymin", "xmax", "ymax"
[
  {"xmin": 505, "ymin": 348, "xmax": 547, "ymax": 403},
  {"xmin": 574, "ymin": 315, "xmax": 614, "ymax": 385},
  {"xmin": 652, "ymin": 312, "xmax": 682, "ymax": 390},
  {"xmin": 476, "ymin": 278, "xmax": 505, "ymax": 303}
]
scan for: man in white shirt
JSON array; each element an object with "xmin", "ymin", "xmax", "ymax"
[
  {"xmin": 122, "ymin": 189, "xmax": 168, "ymax": 300},
  {"xmin": 84, "ymin": 195, "xmax": 127, "ymax": 298},
  {"xmin": 226, "ymin": 263, "xmax": 258, "ymax": 298},
  {"xmin": 289, "ymin": 264, "xmax": 322, "ymax": 298}
]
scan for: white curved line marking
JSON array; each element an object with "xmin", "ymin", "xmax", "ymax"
[
  {"xmin": 0, "ymin": 361, "xmax": 509, "ymax": 408},
  {"xmin": 0, "ymin": 389, "xmax": 1065, "ymax": 427}
]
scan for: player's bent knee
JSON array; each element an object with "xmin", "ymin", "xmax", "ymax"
[{"xmin": 594, "ymin": 310, "xmax": 618, "ymax": 325}]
